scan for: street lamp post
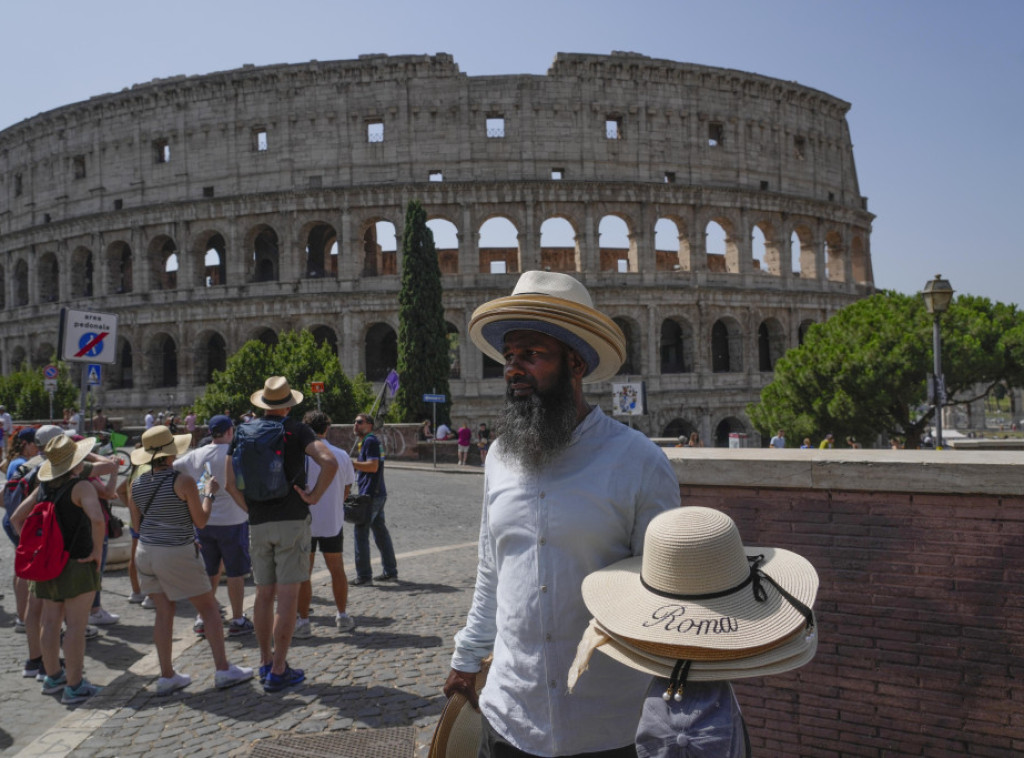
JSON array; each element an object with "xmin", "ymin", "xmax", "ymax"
[{"xmin": 921, "ymin": 274, "xmax": 954, "ymax": 448}]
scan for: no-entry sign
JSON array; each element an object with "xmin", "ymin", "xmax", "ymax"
[{"xmin": 59, "ymin": 308, "xmax": 119, "ymax": 365}]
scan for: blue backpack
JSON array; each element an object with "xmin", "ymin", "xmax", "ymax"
[{"xmin": 231, "ymin": 418, "xmax": 289, "ymax": 502}]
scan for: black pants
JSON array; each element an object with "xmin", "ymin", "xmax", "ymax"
[{"xmin": 479, "ymin": 712, "xmax": 638, "ymax": 758}]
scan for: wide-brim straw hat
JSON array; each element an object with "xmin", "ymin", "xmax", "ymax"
[
  {"xmin": 427, "ymin": 658, "xmax": 491, "ymax": 758},
  {"xmin": 130, "ymin": 425, "xmax": 192, "ymax": 465},
  {"xmin": 581, "ymin": 507, "xmax": 819, "ymax": 658},
  {"xmin": 468, "ymin": 271, "xmax": 626, "ymax": 384},
  {"xmin": 250, "ymin": 375, "xmax": 304, "ymax": 410},
  {"xmin": 38, "ymin": 435, "xmax": 96, "ymax": 481}
]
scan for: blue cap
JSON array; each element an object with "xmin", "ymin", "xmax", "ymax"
[
  {"xmin": 17, "ymin": 427, "xmax": 37, "ymax": 442},
  {"xmin": 208, "ymin": 415, "xmax": 233, "ymax": 436}
]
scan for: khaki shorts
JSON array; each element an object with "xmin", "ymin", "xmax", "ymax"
[
  {"xmin": 250, "ymin": 517, "xmax": 311, "ymax": 586},
  {"xmin": 136, "ymin": 541, "xmax": 212, "ymax": 602}
]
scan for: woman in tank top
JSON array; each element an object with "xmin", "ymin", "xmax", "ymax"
[{"xmin": 127, "ymin": 425, "xmax": 253, "ymax": 695}]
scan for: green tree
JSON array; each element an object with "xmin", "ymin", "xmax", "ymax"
[
  {"xmin": 393, "ymin": 199, "xmax": 451, "ymax": 426},
  {"xmin": 747, "ymin": 291, "xmax": 1024, "ymax": 448},
  {"xmin": 0, "ymin": 362, "xmax": 77, "ymax": 420},
  {"xmin": 192, "ymin": 330, "xmax": 359, "ymax": 424}
]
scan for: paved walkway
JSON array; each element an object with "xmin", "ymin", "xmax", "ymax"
[{"xmin": 0, "ymin": 464, "xmax": 485, "ymax": 757}]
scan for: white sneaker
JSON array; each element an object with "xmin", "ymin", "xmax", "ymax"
[
  {"xmin": 141, "ymin": 596, "xmax": 156, "ymax": 609},
  {"xmin": 128, "ymin": 591, "xmax": 146, "ymax": 604},
  {"xmin": 156, "ymin": 672, "xmax": 191, "ymax": 696},
  {"xmin": 84, "ymin": 624, "xmax": 100, "ymax": 639},
  {"xmin": 215, "ymin": 664, "xmax": 254, "ymax": 689},
  {"xmin": 293, "ymin": 617, "xmax": 312, "ymax": 639},
  {"xmin": 88, "ymin": 608, "xmax": 120, "ymax": 626},
  {"xmin": 335, "ymin": 613, "xmax": 355, "ymax": 632}
]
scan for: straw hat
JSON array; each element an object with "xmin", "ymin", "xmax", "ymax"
[
  {"xmin": 581, "ymin": 507, "xmax": 818, "ymax": 657},
  {"xmin": 250, "ymin": 375, "xmax": 303, "ymax": 410},
  {"xmin": 427, "ymin": 658, "xmax": 490, "ymax": 758},
  {"xmin": 468, "ymin": 271, "xmax": 626, "ymax": 383},
  {"xmin": 38, "ymin": 435, "xmax": 96, "ymax": 482},
  {"xmin": 130, "ymin": 425, "xmax": 192, "ymax": 465}
]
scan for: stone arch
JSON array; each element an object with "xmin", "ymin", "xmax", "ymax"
[
  {"xmin": 662, "ymin": 417, "xmax": 698, "ymax": 440},
  {"xmin": 10, "ymin": 345, "xmax": 27, "ymax": 370},
  {"xmin": 146, "ymin": 332, "xmax": 178, "ymax": 388},
  {"xmin": 660, "ymin": 317, "xmax": 694, "ymax": 374},
  {"xmin": 360, "ymin": 218, "xmax": 398, "ymax": 277},
  {"xmin": 613, "ymin": 316, "xmax": 641, "ymax": 376},
  {"xmin": 751, "ymin": 220, "xmax": 781, "ymax": 276},
  {"xmin": 365, "ymin": 322, "xmax": 397, "ymax": 381},
  {"xmin": 540, "ymin": 216, "xmax": 580, "ymax": 272},
  {"xmin": 107, "ymin": 240, "xmax": 134, "ymax": 294},
  {"xmin": 34, "ymin": 342, "xmax": 55, "ymax": 368},
  {"xmin": 193, "ymin": 230, "xmax": 227, "ymax": 287},
  {"xmin": 302, "ymin": 221, "xmax": 338, "ymax": 279},
  {"xmin": 713, "ymin": 416, "xmax": 749, "ymax": 448},
  {"xmin": 850, "ymin": 235, "xmax": 870, "ymax": 285},
  {"xmin": 110, "ymin": 337, "xmax": 133, "ymax": 389},
  {"xmin": 247, "ymin": 225, "xmax": 280, "ymax": 283},
  {"xmin": 194, "ymin": 330, "xmax": 228, "ymax": 385},
  {"xmin": 71, "ymin": 247, "xmax": 94, "ymax": 298},
  {"xmin": 479, "ymin": 215, "xmax": 519, "ymax": 275},
  {"xmin": 711, "ymin": 316, "xmax": 743, "ymax": 373},
  {"xmin": 825, "ymin": 229, "xmax": 845, "ymax": 282},
  {"xmin": 13, "ymin": 259, "xmax": 29, "ymax": 306},
  {"xmin": 148, "ymin": 235, "xmax": 178, "ymax": 290},
  {"xmin": 704, "ymin": 217, "xmax": 739, "ymax": 273},
  {"xmin": 599, "ymin": 214, "xmax": 635, "ymax": 272},
  {"xmin": 655, "ymin": 216, "xmax": 690, "ymax": 272},
  {"xmin": 798, "ymin": 319, "xmax": 816, "ymax": 346},
  {"xmin": 790, "ymin": 223, "xmax": 816, "ymax": 278},
  {"xmin": 310, "ymin": 325, "xmax": 339, "ymax": 356},
  {"xmin": 250, "ymin": 327, "xmax": 278, "ymax": 347},
  {"xmin": 757, "ymin": 318, "xmax": 786, "ymax": 371},
  {"xmin": 38, "ymin": 251, "xmax": 59, "ymax": 303},
  {"xmin": 428, "ymin": 217, "xmax": 460, "ymax": 275},
  {"xmin": 446, "ymin": 321, "xmax": 461, "ymax": 379}
]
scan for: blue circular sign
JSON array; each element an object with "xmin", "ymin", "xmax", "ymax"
[
  {"xmin": 43, "ymin": 364, "xmax": 59, "ymax": 379},
  {"xmin": 78, "ymin": 333, "xmax": 105, "ymax": 357}
]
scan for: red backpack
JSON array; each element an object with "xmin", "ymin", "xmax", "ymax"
[{"xmin": 15, "ymin": 482, "xmax": 77, "ymax": 582}]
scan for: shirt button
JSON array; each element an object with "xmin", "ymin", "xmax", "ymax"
[
  {"xmin": 541, "ymin": 585, "xmax": 548, "ymax": 593},
  {"xmin": 539, "ymin": 492, "xmax": 546, "ymax": 499},
  {"xmin": 539, "ymin": 537, "xmax": 546, "ymax": 546}
]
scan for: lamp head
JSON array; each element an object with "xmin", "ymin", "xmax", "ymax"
[{"xmin": 921, "ymin": 274, "xmax": 954, "ymax": 315}]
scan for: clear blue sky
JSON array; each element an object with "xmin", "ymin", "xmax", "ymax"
[{"xmin": 2, "ymin": 0, "xmax": 1021, "ymax": 306}]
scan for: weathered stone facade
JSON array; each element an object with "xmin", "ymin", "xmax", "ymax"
[{"xmin": 0, "ymin": 52, "xmax": 873, "ymax": 443}]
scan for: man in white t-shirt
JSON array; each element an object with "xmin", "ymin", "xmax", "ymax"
[
  {"xmin": 144, "ymin": 410, "xmax": 155, "ymax": 429},
  {"xmin": 172, "ymin": 415, "xmax": 254, "ymax": 637},
  {"xmin": 296, "ymin": 410, "xmax": 357, "ymax": 635},
  {"xmin": 435, "ymin": 422, "xmax": 452, "ymax": 440}
]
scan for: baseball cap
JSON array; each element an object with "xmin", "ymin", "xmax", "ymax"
[
  {"xmin": 208, "ymin": 415, "xmax": 233, "ymax": 436},
  {"xmin": 35, "ymin": 425, "xmax": 67, "ymax": 446},
  {"xmin": 16, "ymin": 427, "xmax": 37, "ymax": 443}
]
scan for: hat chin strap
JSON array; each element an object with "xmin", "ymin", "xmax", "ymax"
[{"xmin": 640, "ymin": 555, "xmax": 815, "ymax": 631}]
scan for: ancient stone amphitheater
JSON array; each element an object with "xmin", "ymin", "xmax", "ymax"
[{"xmin": 0, "ymin": 51, "xmax": 873, "ymax": 445}]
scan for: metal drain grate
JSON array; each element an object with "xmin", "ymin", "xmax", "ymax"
[{"xmin": 250, "ymin": 726, "xmax": 416, "ymax": 758}]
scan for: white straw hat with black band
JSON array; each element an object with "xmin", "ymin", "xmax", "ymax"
[
  {"xmin": 250, "ymin": 375, "xmax": 304, "ymax": 410},
  {"xmin": 468, "ymin": 270, "xmax": 626, "ymax": 384},
  {"xmin": 130, "ymin": 425, "xmax": 192, "ymax": 466},
  {"xmin": 38, "ymin": 435, "xmax": 96, "ymax": 482}
]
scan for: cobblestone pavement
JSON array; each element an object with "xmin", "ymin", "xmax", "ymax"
[{"xmin": 0, "ymin": 463, "xmax": 485, "ymax": 757}]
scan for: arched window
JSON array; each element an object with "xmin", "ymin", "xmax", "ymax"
[
  {"xmin": 662, "ymin": 418, "xmax": 698, "ymax": 440},
  {"xmin": 38, "ymin": 253, "xmax": 59, "ymax": 303},
  {"xmin": 111, "ymin": 338, "xmax": 133, "ymax": 389},
  {"xmin": 613, "ymin": 317, "xmax": 640, "ymax": 376},
  {"xmin": 147, "ymin": 334, "xmax": 178, "ymax": 388},
  {"xmin": 479, "ymin": 216, "xmax": 519, "ymax": 275},
  {"xmin": 364, "ymin": 323, "xmax": 397, "ymax": 381},
  {"xmin": 362, "ymin": 220, "xmax": 397, "ymax": 277},
  {"xmin": 714, "ymin": 417, "xmax": 747, "ymax": 448},
  {"xmin": 599, "ymin": 215, "xmax": 632, "ymax": 272},
  {"xmin": 71, "ymin": 248, "xmax": 94, "ymax": 298},
  {"xmin": 252, "ymin": 228, "xmax": 279, "ymax": 282},
  {"xmin": 311, "ymin": 325, "xmax": 338, "ymax": 355},
  {"xmin": 14, "ymin": 259, "xmax": 29, "ymax": 306},
  {"xmin": 758, "ymin": 319, "xmax": 786, "ymax": 372},
  {"xmin": 254, "ymin": 328, "xmax": 278, "ymax": 347},
  {"xmin": 108, "ymin": 241, "xmax": 133, "ymax": 294},
  {"xmin": 305, "ymin": 224, "xmax": 338, "ymax": 278},
  {"xmin": 428, "ymin": 218, "xmax": 460, "ymax": 275},
  {"xmin": 660, "ymin": 319, "xmax": 693, "ymax": 374},
  {"xmin": 655, "ymin": 218, "xmax": 688, "ymax": 272},
  {"xmin": 195, "ymin": 332, "xmax": 227, "ymax": 384},
  {"xmin": 711, "ymin": 319, "xmax": 742, "ymax": 373},
  {"xmin": 202, "ymin": 233, "xmax": 227, "ymax": 287},
  {"xmin": 540, "ymin": 216, "xmax": 578, "ymax": 272}
]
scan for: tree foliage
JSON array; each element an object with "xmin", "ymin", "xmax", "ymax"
[
  {"xmin": 393, "ymin": 199, "xmax": 452, "ymax": 426},
  {"xmin": 0, "ymin": 363, "xmax": 78, "ymax": 421},
  {"xmin": 747, "ymin": 291, "xmax": 1024, "ymax": 447},
  {"xmin": 192, "ymin": 330, "xmax": 361, "ymax": 424}
]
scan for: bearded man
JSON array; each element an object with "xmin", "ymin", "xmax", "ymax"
[{"xmin": 443, "ymin": 271, "xmax": 681, "ymax": 758}]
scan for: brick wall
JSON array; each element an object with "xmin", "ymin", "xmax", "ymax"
[{"xmin": 674, "ymin": 467, "xmax": 1024, "ymax": 756}]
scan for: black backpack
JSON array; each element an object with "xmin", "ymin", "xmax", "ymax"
[{"xmin": 231, "ymin": 418, "xmax": 289, "ymax": 501}]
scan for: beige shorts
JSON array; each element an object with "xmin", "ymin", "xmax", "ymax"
[
  {"xmin": 249, "ymin": 517, "xmax": 311, "ymax": 586},
  {"xmin": 136, "ymin": 541, "xmax": 212, "ymax": 602}
]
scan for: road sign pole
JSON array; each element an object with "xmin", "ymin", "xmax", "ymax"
[
  {"xmin": 78, "ymin": 365, "xmax": 87, "ymax": 434},
  {"xmin": 432, "ymin": 387, "xmax": 437, "ymax": 468}
]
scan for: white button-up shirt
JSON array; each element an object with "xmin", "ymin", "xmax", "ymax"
[{"xmin": 452, "ymin": 406, "xmax": 680, "ymax": 755}]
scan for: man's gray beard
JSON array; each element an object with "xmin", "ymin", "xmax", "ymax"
[{"xmin": 496, "ymin": 362, "xmax": 579, "ymax": 473}]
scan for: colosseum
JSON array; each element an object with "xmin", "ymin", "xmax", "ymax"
[{"xmin": 0, "ymin": 51, "xmax": 873, "ymax": 445}]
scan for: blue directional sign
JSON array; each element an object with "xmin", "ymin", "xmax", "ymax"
[{"xmin": 422, "ymin": 394, "xmax": 447, "ymax": 403}]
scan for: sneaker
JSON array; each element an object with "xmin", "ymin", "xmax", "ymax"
[
  {"xmin": 228, "ymin": 618, "xmax": 254, "ymax": 637},
  {"xmin": 88, "ymin": 608, "xmax": 120, "ymax": 626},
  {"xmin": 349, "ymin": 576, "xmax": 373, "ymax": 587},
  {"xmin": 36, "ymin": 658, "xmax": 65, "ymax": 682},
  {"xmin": 263, "ymin": 666, "xmax": 305, "ymax": 693},
  {"xmin": 41, "ymin": 670, "xmax": 67, "ymax": 695},
  {"xmin": 374, "ymin": 572, "xmax": 398, "ymax": 582},
  {"xmin": 84, "ymin": 624, "xmax": 99, "ymax": 639},
  {"xmin": 335, "ymin": 613, "xmax": 355, "ymax": 632},
  {"xmin": 128, "ymin": 591, "xmax": 146, "ymax": 604},
  {"xmin": 23, "ymin": 657, "xmax": 43, "ymax": 678},
  {"xmin": 141, "ymin": 595, "xmax": 156, "ymax": 609},
  {"xmin": 14, "ymin": 618, "xmax": 26, "ymax": 633},
  {"xmin": 193, "ymin": 617, "xmax": 205, "ymax": 636},
  {"xmin": 258, "ymin": 662, "xmax": 272, "ymax": 684},
  {"xmin": 62, "ymin": 679, "xmax": 102, "ymax": 705},
  {"xmin": 156, "ymin": 672, "xmax": 192, "ymax": 696},
  {"xmin": 215, "ymin": 664, "xmax": 254, "ymax": 689},
  {"xmin": 293, "ymin": 617, "xmax": 312, "ymax": 639}
]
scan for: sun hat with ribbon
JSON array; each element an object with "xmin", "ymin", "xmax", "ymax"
[
  {"xmin": 468, "ymin": 271, "xmax": 626, "ymax": 383},
  {"xmin": 38, "ymin": 434, "xmax": 96, "ymax": 482},
  {"xmin": 250, "ymin": 375, "xmax": 304, "ymax": 410},
  {"xmin": 129, "ymin": 425, "xmax": 192, "ymax": 465},
  {"xmin": 427, "ymin": 657, "xmax": 491, "ymax": 758}
]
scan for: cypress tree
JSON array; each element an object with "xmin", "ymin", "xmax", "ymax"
[{"xmin": 394, "ymin": 199, "xmax": 452, "ymax": 426}]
